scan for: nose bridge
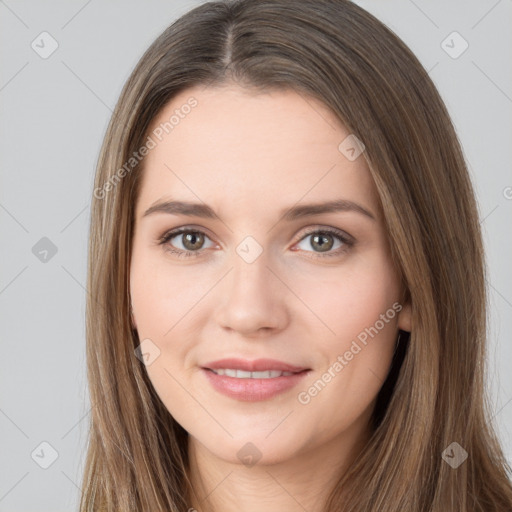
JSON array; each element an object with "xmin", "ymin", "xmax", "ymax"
[
  {"xmin": 214, "ymin": 235, "xmax": 287, "ymax": 334},
  {"xmin": 229, "ymin": 235, "xmax": 275, "ymax": 301}
]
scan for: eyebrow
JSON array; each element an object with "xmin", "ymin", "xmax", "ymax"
[{"xmin": 142, "ymin": 198, "xmax": 376, "ymax": 222}]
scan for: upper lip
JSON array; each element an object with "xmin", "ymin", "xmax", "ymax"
[{"xmin": 202, "ymin": 358, "xmax": 309, "ymax": 373}]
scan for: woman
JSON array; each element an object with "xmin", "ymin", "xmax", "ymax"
[{"xmin": 82, "ymin": 0, "xmax": 512, "ymax": 510}]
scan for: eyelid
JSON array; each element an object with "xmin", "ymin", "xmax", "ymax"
[
  {"xmin": 297, "ymin": 225, "xmax": 354, "ymax": 244},
  {"xmin": 156, "ymin": 224, "xmax": 218, "ymax": 245}
]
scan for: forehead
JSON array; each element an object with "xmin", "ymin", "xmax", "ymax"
[{"xmin": 136, "ymin": 85, "xmax": 378, "ymax": 221}]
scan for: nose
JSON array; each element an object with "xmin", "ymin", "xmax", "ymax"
[{"xmin": 213, "ymin": 247, "xmax": 289, "ymax": 337}]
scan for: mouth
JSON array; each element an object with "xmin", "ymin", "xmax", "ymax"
[
  {"xmin": 207, "ymin": 368, "xmax": 297, "ymax": 378},
  {"xmin": 200, "ymin": 358, "xmax": 311, "ymax": 401}
]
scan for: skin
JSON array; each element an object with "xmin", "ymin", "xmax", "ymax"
[{"xmin": 130, "ymin": 84, "xmax": 411, "ymax": 512}]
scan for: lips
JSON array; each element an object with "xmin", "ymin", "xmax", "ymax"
[{"xmin": 200, "ymin": 358, "xmax": 311, "ymax": 401}]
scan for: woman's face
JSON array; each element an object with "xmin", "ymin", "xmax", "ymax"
[{"xmin": 130, "ymin": 84, "xmax": 411, "ymax": 466}]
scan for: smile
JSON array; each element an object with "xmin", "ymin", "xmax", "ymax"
[{"xmin": 209, "ymin": 369, "xmax": 295, "ymax": 378}]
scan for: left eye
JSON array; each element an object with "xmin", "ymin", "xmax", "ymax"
[{"xmin": 294, "ymin": 229, "xmax": 348, "ymax": 255}]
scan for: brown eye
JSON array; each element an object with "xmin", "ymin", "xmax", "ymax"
[
  {"xmin": 158, "ymin": 228, "xmax": 215, "ymax": 258},
  {"xmin": 180, "ymin": 231, "xmax": 205, "ymax": 251},
  {"xmin": 294, "ymin": 228, "xmax": 354, "ymax": 258},
  {"xmin": 309, "ymin": 233, "xmax": 335, "ymax": 252}
]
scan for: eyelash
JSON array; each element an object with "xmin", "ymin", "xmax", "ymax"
[{"xmin": 157, "ymin": 226, "xmax": 354, "ymax": 260}]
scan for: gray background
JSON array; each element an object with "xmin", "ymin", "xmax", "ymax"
[{"xmin": 1, "ymin": 0, "xmax": 511, "ymax": 510}]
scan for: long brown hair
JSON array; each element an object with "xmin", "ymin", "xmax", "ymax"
[{"xmin": 81, "ymin": 1, "xmax": 512, "ymax": 510}]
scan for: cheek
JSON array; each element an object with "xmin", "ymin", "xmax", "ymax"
[
  {"xmin": 294, "ymin": 252, "xmax": 401, "ymax": 400},
  {"xmin": 129, "ymin": 246, "xmax": 216, "ymax": 405},
  {"xmin": 129, "ymin": 247, "xmax": 205, "ymax": 418},
  {"xmin": 130, "ymin": 244, "xmax": 209, "ymax": 339},
  {"xmin": 295, "ymin": 252, "xmax": 401, "ymax": 345}
]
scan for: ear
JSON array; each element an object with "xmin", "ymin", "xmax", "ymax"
[{"xmin": 397, "ymin": 301, "xmax": 412, "ymax": 332}]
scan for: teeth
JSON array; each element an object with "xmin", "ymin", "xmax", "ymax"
[{"xmin": 211, "ymin": 369, "xmax": 296, "ymax": 378}]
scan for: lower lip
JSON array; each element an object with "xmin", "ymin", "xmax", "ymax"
[{"xmin": 201, "ymin": 368, "xmax": 310, "ymax": 401}]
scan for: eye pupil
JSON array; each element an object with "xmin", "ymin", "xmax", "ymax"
[
  {"xmin": 183, "ymin": 232, "xmax": 204, "ymax": 250},
  {"xmin": 311, "ymin": 233, "xmax": 334, "ymax": 252}
]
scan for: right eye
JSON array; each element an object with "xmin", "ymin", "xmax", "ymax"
[{"xmin": 158, "ymin": 228, "xmax": 216, "ymax": 258}]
